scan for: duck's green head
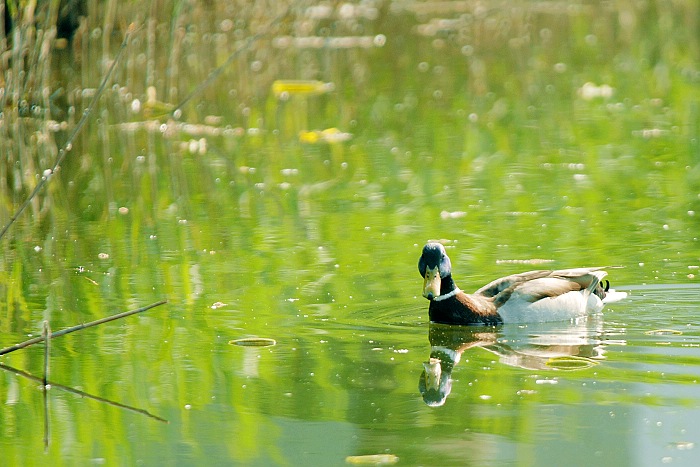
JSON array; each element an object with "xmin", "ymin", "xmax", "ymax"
[{"xmin": 418, "ymin": 242, "xmax": 452, "ymax": 300}]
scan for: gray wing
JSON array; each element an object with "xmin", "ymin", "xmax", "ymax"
[
  {"xmin": 475, "ymin": 267, "xmax": 610, "ymax": 304},
  {"xmin": 475, "ymin": 270, "xmax": 553, "ymax": 297}
]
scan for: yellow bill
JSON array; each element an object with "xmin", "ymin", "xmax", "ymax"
[{"xmin": 423, "ymin": 265, "xmax": 441, "ymax": 299}]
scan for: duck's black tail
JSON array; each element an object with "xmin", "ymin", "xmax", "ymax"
[{"xmin": 593, "ymin": 279, "xmax": 610, "ymax": 300}]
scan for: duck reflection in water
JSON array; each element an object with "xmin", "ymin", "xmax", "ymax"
[{"xmin": 419, "ymin": 321, "xmax": 606, "ymax": 407}]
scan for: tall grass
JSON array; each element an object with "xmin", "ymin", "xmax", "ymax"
[
  {"xmin": 0, "ymin": 0, "xmax": 697, "ymax": 264},
  {"xmin": 0, "ymin": 1, "xmax": 307, "ymax": 231}
]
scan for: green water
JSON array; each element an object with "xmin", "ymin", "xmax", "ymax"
[{"xmin": 1, "ymin": 1, "xmax": 699, "ymax": 465}]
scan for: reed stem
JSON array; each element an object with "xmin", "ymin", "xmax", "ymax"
[
  {"xmin": 42, "ymin": 320, "xmax": 50, "ymax": 386},
  {"xmin": 0, "ymin": 299, "xmax": 166, "ymax": 356}
]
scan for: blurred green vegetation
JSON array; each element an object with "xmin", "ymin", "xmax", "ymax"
[{"xmin": 0, "ymin": 0, "xmax": 699, "ymax": 465}]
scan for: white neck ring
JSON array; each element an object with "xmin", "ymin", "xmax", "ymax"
[{"xmin": 432, "ymin": 288, "xmax": 461, "ymax": 302}]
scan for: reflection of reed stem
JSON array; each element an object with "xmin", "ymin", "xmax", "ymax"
[
  {"xmin": 43, "ymin": 381, "xmax": 50, "ymax": 451},
  {"xmin": 0, "ymin": 363, "xmax": 168, "ymax": 424},
  {"xmin": 43, "ymin": 320, "xmax": 51, "ymax": 451}
]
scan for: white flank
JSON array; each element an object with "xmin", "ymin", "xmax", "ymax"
[
  {"xmin": 497, "ymin": 290, "xmax": 604, "ymax": 323},
  {"xmin": 602, "ymin": 290, "xmax": 628, "ymax": 303}
]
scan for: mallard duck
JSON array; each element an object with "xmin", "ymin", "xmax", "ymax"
[{"xmin": 418, "ymin": 242, "xmax": 626, "ymax": 325}]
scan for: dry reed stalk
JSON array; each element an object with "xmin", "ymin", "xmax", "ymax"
[
  {"xmin": 42, "ymin": 319, "xmax": 50, "ymax": 386},
  {"xmin": 0, "ymin": 299, "xmax": 166, "ymax": 356}
]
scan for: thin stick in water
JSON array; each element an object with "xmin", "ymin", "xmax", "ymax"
[
  {"xmin": 0, "ymin": 299, "xmax": 167, "ymax": 356},
  {"xmin": 43, "ymin": 320, "xmax": 50, "ymax": 386}
]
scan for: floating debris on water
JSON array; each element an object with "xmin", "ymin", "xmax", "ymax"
[
  {"xmin": 303, "ymin": 3, "xmax": 379, "ymax": 20},
  {"xmin": 142, "ymin": 85, "xmax": 174, "ymax": 116},
  {"xmin": 272, "ymin": 80, "xmax": 334, "ymax": 98},
  {"xmin": 390, "ymin": 1, "xmax": 471, "ymax": 15},
  {"xmin": 633, "ymin": 128, "xmax": 669, "ymax": 139},
  {"xmin": 181, "ymin": 138, "xmax": 208, "ymax": 155},
  {"xmin": 496, "ymin": 259, "xmax": 556, "ymax": 265},
  {"xmin": 116, "ymin": 120, "xmax": 244, "ymax": 138},
  {"xmin": 440, "ymin": 210, "xmax": 466, "ymax": 219},
  {"xmin": 45, "ymin": 120, "xmax": 69, "ymax": 132},
  {"xmin": 230, "ymin": 337, "xmax": 277, "ymax": 347},
  {"xmin": 281, "ymin": 168, "xmax": 299, "ymax": 176},
  {"xmin": 345, "ymin": 454, "xmax": 399, "ymax": 465},
  {"xmin": 204, "ymin": 115, "xmax": 223, "ymax": 126},
  {"xmin": 546, "ymin": 356, "xmax": 599, "ymax": 370},
  {"xmin": 299, "ymin": 131, "xmax": 320, "ymax": 144},
  {"xmin": 416, "ymin": 18, "xmax": 465, "ymax": 37},
  {"xmin": 504, "ymin": 211, "xmax": 539, "ymax": 216},
  {"xmin": 272, "ymin": 36, "xmax": 385, "ymax": 50},
  {"xmin": 578, "ymin": 82, "xmax": 614, "ymax": 100},
  {"xmin": 299, "ymin": 128, "xmax": 352, "ymax": 144},
  {"xmin": 644, "ymin": 329, "xmax": 683, "ymax": 336},
  {"xmin": 669, "ymin": 441, "xmax": 694, "ymax": 451}
]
